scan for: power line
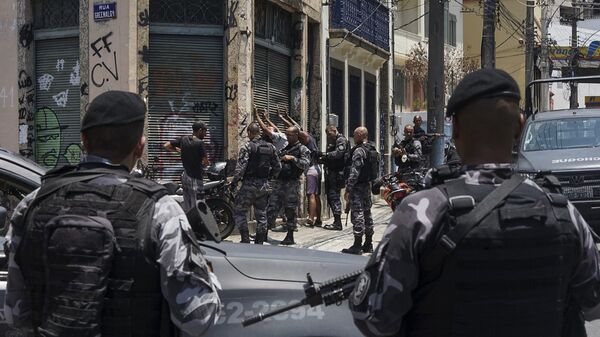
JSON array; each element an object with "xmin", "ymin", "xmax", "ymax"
[{"xmin": 395, "ymin": 11, "xmax": 429, "ymax": 30}]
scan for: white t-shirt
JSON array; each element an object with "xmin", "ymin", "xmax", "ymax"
[{"xmin": 271, "ymin": 131, "xmax": 288, "ymax": 152}]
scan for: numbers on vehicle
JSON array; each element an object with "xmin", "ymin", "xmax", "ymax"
[
  {"xmin": 307, "ymin": 305, "xmax": 326, "ymax": 320},
  {"xmin": 226, "ymin": 301, "xmax": 244, "ymax": 324},
  {"xmin": 271, "ymin": 300, "xmax": 289, "ymax": 321}
]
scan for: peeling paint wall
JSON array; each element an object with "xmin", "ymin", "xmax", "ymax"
[{"xmin": 0, "ymin": 0, "xmax": 19, "ymax": 151}]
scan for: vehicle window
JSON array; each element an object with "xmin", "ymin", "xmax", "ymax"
[
  {"xmin": 0, "ymin": 178, "xmax": 31, "ymax": 237},
  {"xmin": 522, "ymin": 117, "xmax": 600, "ymax": 151}
]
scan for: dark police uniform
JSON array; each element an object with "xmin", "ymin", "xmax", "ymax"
[
  {"xmin": 323, "ymin": 133, "xmax": 349, "ymax": 228},
  {"xmin": 232, "ymin": 135, "xmax": 281, "ymax": 244},
  {"xmin": 392, "ymin": 137, "xmax": 423, "ymax": 174},
  {"xmin": 349, "ymin": 69, "xmax": 600, "ymax": 337},
  {"xmin": 343, "ymin": 141, "xmax": 378, "ymax": 254},
  {"xmin": 266, "ymin": 140, "xmax": 311, "ymax": 244},
  {"xmin": 5, "ymin": 91, "xmax": 220, "ymax": 337},
  {"xmin": 169, "ymin": 134, "xmax": 207, "ymax": 212}
]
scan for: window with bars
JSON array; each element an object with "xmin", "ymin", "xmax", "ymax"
[
  {"xmin": 33, "ymin": 0, "xmax": 79, "ymax": 29},
  {"xmin": 255, "ymin": 0, "xmax": 293, "ymax": 49},
  {"xmin": 150, "ymin": 0, "xmax": 224, "ymax": 25}
]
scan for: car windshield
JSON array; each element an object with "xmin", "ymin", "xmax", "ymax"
[{"xmin": 522, "ymin": 117, "xmax": 600, "ymax": 151}]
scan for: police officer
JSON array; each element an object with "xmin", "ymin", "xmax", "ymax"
[
  {"xmin": 267, "ymin": 126, "xmax": 311, "ymax": 245},
  {"xmin": 412, "ymin": 115, "xmax": 426, "ymax": 138},
  {"xmin": 5, "ymin": 91, "xmax": 221, "ymax": 337},
  {"xmin": 164, "ymin": 121, "xmax": 209, "ymax": 212},
  {"xmin": 342, "ymin": 127, "xmax": 378, "ymax": 255},
  {"xmin": 392, "ymin": 124, "xmax": 423, "ymax": 174},
  {"xmin": 231, "ymin": 122, "xmax": 281, "ymax": 244},
  {"xmin": 349, "ymin": 69, "xmax": 600, "ymax": 337},
  {"xmin": 322, "ymin": 124, "xmax": 348, "ymax": 231}
]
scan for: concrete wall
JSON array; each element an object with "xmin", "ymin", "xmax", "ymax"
[{"xmin": 0, "ymin": 0, "xmax": 19, "ymax": 151}]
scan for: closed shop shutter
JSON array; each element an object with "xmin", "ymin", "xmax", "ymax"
[
  {"xmin": 253, "ymin": 45, "xmax": 290, "ymax": 130},
  {"xmin": 148, "ymin": 34, "xmax": 224, "ymax": 182},
  {"xmin": 35, "ymin": 37, "xmax": 81, "ymax": 170}
]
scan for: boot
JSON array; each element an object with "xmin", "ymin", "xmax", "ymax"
[
  {"xmin": 362, "ymin": 235, "xmax": 373, "ymax": 253},
  {"xmin": 342, "ymin": 236, "xmax": 363, "ymax": 255},
  {"xmin": 240, "ymin": 228, "xmax": 250, "ymax": 244},
  {"xmin": 255, "ymin": 231, "xmax": 267, "ymax": 245},
  {"xmin": 280, "ymin": 229, "xmax": 295, "ymax": 245},
  {"xmin": 323, "ymin": 214, "xmax": 342, "ymax": 230}
]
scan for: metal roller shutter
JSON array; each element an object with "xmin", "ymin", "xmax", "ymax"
[
  {"xmin": 148, "ymin": 34, "xmax": 224, "ymax": 182},
  {"xmin": 253, "ymin": 45, "xmax": 290, "ymax": 130},
  {"xmin": 35, "ymin": 37, "xmax": 81, "ymax": 170}
]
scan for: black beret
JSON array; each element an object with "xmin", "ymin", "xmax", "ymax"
[
  {"xmin": 446, "ymin": 68, "xmax": 521, "ymax": 117},
  {"xmin": 81, "ymin": 91, "xmax": 146, "ymax": 131}
]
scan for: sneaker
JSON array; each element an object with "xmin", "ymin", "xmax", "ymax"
[
  {"xmin": 303, "ymin": 218, "xmax": 314, "ymax": 228},
  {"xmin": 314, "ymin": 219, "xmax": 322, "ymax": 227}
]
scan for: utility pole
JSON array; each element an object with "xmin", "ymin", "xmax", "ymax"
[
  {"xmin": 481, "ymin": 0, "xmax": 498, "ymax": 68},
  {"xmin": 570, "ymin": 10, "xmax": 579, "ymax": 108},
  {"xmin": 427, "ymin": 0, "xmax": 445, "ymax": 168},
  {"xmin": 525, "ymin": 0, "xmax": 535, "ymax": 87},
  {"xmin": 540, "ymin": 1, "xmax": 550, "ymax": 111}
]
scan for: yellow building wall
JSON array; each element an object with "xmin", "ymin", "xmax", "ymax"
[{"xmin": 462, "ymin": 0, "xmax": 527, "ymax": 101}]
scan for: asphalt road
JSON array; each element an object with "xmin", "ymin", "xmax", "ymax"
[{"xmin": 226, "ymin": 198, "xmax": 600, "ymax": 335}]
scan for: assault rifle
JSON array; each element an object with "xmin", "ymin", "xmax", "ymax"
[{"xmin": 242, "ymin": 270, "xmax": 363, "ymax": 327}]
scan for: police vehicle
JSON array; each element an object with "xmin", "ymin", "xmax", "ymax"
[
  {"xmin": 0, "ymin": 147, "xmax": 367, "ymax": 336},
  {"xmin": 516, "ymin": 76, "xmax": 600, "ymax": 234}
]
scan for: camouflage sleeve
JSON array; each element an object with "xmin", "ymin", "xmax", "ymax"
[
  {"xmin": 346, "ymin": 147, "xmax": 366, "ymax": 190},
  {"xmin": 153, "ymin": 196, "xmax": 221, "ymax": 336},
  {"xmin": 566, "ymin": 202, "xmax": 600, "ymax": 318},
  {"xmin": 232, "ymin": 143, "xmax": 250, "ymax": 185},
  {"xmin": 270, "ymin": 144, "xmax": 282, "ymax": 178},
  {"xmin": 348, "ymin": 188, "xmax": 448, "ymax": 336},
  {"xmin": 4, "ymin": 189, "xmax": 39, "ymax": 332},
  {"xmin": 326, "ymin": 137, "xmax": 347, "ymax": 160},
  {"xmin": 293, "ymin": 145, "xmax": 311, "ymax": 171}
]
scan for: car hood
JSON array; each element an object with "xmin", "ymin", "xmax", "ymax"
[
  {"xmin": 201, "ymin": 241, "xmax": 367, "ymax": 283},
  {"xmin": 517, "ymin": 148, "xmax": 600, "ymax": 172}
]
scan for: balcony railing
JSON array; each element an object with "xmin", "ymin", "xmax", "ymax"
[{"xmin": 331, "ymin": 0, "xmax": 390, "ymax": 51}]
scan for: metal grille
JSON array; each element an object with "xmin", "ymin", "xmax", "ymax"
[
  {"xmin": 554, "ymin": 171, "xmax": 600, "ymax": 201},
  {"xmin": 150, "ymin": 0, "xmax": 224, "ymax": 25},
  {"xmin": 35, "ymin": 37, "xmax": 81, "ymax": 169},
  {"xmin": 148, "ymin": 34, "xmax": 224, "ymax": 182},
  {"xmin": 253, "ymin": 45, "xmax": 291, "ymax": 130},
  {"xmin": 34, "ymin": 0, "xmax": 79, "ymax": 29},
  {"xmin": 255, "ymin": 0, "xmax": 293, "ymax": 49},
  {"xmin": 331, "ymin": 0, "xmax": 389, "ymax": 50}
]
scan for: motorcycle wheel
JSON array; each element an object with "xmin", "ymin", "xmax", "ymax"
[{"xmin": 206, "ymin": 198, "xmax": 235, "ymax": 240}]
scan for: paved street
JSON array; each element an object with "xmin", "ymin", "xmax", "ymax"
[{"xmin": 225, "ymin": 199, "xmax": 392, "ymax": 254}]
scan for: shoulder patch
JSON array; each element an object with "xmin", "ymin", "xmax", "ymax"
[{"xmin": 351, "ymin": 272, "xmax": 371, "ymax": 306}]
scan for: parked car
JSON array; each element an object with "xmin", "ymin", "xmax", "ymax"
[
  {"xmin": 0, "ymin": 148, "xmax": 367, "ymax": 336},
  {"xmin": 516, "ymin": 76, "xmax": 600, "ymax": 234}
]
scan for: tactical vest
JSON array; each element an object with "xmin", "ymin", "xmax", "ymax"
[
  {"xmin": 245, "ymin": 139, "xmax": 275, "ymax": 179},
  {"xmin": 395, "ymin": 139, "xmax": 421, "ymax": 170},
  {"xmin": 345, "ymin": 143, "xmax": 379, "ymax": 183},
  {"xmin": 279, "ymin": 142, "xmax": 304, "ymax": 180},
  {"xmin": 325, "ymin": 134, "xmax": 348, "ymax": 172},
  {"xmin": 16, "ymin": 166, "xmax": 173, "ymax": 337},
  {"xmin": 404, "ymin": 178, "xmax": 579, "ymax": 337}
]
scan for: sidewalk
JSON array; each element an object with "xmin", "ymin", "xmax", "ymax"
[{"xmin": 225, "ymin": 199, "xmax": 393, "ymax": 254}]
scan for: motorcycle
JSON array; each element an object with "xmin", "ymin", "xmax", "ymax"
[
  {"xmin": 132, "ymin": 158, "xmax": 236, "ymax": 240},
  {"xmin": 372, "ymin": 170, "xmax": 426, "ymax": 211}
]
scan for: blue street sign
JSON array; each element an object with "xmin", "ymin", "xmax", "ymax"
[{"xmin": 93, "ymin": 3, "xmax": 117, "ymax": 21}]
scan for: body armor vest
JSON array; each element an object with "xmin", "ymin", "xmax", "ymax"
[
  {"xmin": 279, "ymin": 142, "xmax": 304, "ymax": 180},
  {"xmin": 325, "ymin": 135, "xmax": 347, "ymax": 172},
  {"xmin": 345, "ymin": 143, "xmax": 379, "ymax": 183},
  {"xmin": 405, "ymin": 179, "xmax": 579, "ymax": 337},
  {"xmin": 245, "ymin": 139, "xmax": 275, "ymax": 179},
  {"xmin": 395, "ymin": 139, "xmax": 421, "ymax": 170},
  {"xmin": 16, "ymin": 166, "xmax": 172, "ymax": 337}
]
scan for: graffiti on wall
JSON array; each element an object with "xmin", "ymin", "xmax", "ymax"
[
  {"xmin": 138, "ymin": 8, "xmax": 150, "ymax": 27},
  {"xmin": 90, "ymin": 32, "xmax": 120, "ymax": 87},
  {"xmin": 19, "ymin": 24, "xmax": 33, "ymax": 49},
  {"xmin": 18, "ymin": 70, "xmax": 35, "ymax": 157}
]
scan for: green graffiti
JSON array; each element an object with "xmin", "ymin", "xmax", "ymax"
[
  {"xmin": 35, "ymin": 107, "xmax": 61, "ymax": 169},
  {"xmin": 64, "ymin": 143, "xmax": 82, "ymax": 165}
]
